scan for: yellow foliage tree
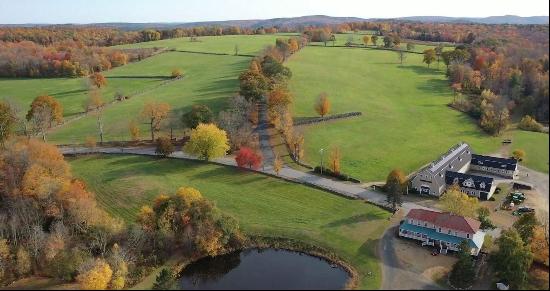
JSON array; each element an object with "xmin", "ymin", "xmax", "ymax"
[
  {"xmin": 440, "ymin": 184, "xmax": 479, "ymax": 218},
  {"xmin": 329, "ymin": 146, "xmax": 341, "ymax": 174},
  {"xmin": 512, "ymin": 149, "xmax": 526, "ymax": 162},
  {"xmin": 129, "ymin": 120, "xmax": 140, "ymax": 141},
  {"xmin": 531, "ymin": 225, "xmax": 549, "ymax": 266},
  {"xmin": 363, "ymin": 35, "xmax": 371, "ymax": 46},
  {"xmin": 77, "ymin": 259, "xmax": 113, "ymax": 290},
  {"xmin": 314, "ymin": 92, "xmax": 331, "ymax": 117},
  {"xmin": 184, "ymin": 123, "xmax": 229, "ymax": 161},
  {"xmin": 273, "ymin": 154, "xmax": 283, "ymax": 175},
  {"xmin": 176, "ymin": 187, "xmax": 203, "ymax": 208},
  {"xmin": 136, "ymin": 205, "xmax": 155, "ymax": 231}
]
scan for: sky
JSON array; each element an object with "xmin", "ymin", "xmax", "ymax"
[{"xmin": 0, "ymin": 0, "xmax": 548, "ymax": 24}]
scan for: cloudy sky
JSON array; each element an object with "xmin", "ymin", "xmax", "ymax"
[{"xmin": 0, "ymin": 0, "xmax": 548, "ymax": 24}]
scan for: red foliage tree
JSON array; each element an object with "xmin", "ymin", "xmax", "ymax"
[{"xmin": 235, "ymin": 147, "xmax": 263, "ymax": 170}]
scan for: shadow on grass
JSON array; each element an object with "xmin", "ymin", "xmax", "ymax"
[
  {"xmin": 324, "ymin": 212, "xmax": 388, "ymax": 228},
  {"xmin": 401, "ymin": 65, "xmax": 442, "ymax": 76},
  {"xmin": 106, "ymin": 75, "xmax": 171, "ymax": 79},
  {"xmin": 52, "ymin": 88, "xmax": 87, "ymax": 96}
]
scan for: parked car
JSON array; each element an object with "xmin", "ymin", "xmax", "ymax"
[
  {"xmin": 509, "ymin": 192, "xmax": 526, "ymax": 203},
  {"xmin": 502, "ymin": 139, "xmax": 512, "ymax": 144},
  {"xmin": 513, "ymin": 207, "xmax": 535, "ymax": 216},
  {"xmin": 495, "ymin": 187, "xmax": 501, "ymax": 194}
]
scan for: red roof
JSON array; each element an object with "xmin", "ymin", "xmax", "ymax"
[{"xmin": 406, "ymin": 209, "xmax": 481, "ymax": 234}]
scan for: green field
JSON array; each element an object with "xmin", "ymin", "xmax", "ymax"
[
  {"xmin": 512, "ymin": 130, "xmax": 549, "ymax": 173},
  {"xmin": 69, "ymin": 154, "xmax": 391, "ymax": 289},
  {"xmin": 287, "ymin": 45, "xmax": 504, "ymax": 181},
  {"xmin": 116, "ymin": 34, "xmax": 295, "ymax": 55}
]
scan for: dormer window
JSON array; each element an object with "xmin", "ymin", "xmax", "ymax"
[{"xmin": 466, "ymin": 234, "xmax": 470, "ymax": 239}]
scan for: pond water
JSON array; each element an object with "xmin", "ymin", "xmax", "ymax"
[{"xmin": 176, "ymin": 248, "xmax": 350, "ymax": 290}]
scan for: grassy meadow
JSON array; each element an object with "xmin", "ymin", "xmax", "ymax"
[
  {"xmin": 511, "ymin": 130, "xmax": 549, "ymax": 173},
  {"xmin": 287, "ymin": 45, "xmax": 504, "ymax": 181},
  {"xmin": 116, "ymin": 34, "xmax": 295, "ymax": 55},
  {"xmin": 69, "ymin": 154, "xmax": 391, "ymax": 289}
]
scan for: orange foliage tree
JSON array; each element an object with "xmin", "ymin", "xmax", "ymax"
[{"xmin": 314, "ymin": 92, "xmax": 331, "ymax": 117}]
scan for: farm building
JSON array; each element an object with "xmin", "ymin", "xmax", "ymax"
[
  {"xmin": 410, "ymin": 142, "xmax": 517, "ymax": 200},
  {"xmin": 398, "ymin": 209, "xmax": 485, "ymax": 256},
  {"xmin": 445, "ymin": 171, "xmax": 496, "ymax": 200},
  {"xmin": 470, "ymin": 154, "xmax": 518, "ymax": 178}
]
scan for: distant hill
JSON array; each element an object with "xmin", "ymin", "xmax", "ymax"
[
  {"xmin": 1, "ymin": 15, "xmax": 548, "ymax": 30},
  {"xmin": 395, "ymin": 15, "xmax": 549, "ymax": 25}
]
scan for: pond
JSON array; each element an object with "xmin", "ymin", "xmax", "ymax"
[{"xmin": 176, "ymin": 248, "xmax": 350, "ymax": 290}]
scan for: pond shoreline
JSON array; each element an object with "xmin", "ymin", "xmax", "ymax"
[{"xmin": 163, "ymin": 236, "xmax": 359, "ymax": 290}]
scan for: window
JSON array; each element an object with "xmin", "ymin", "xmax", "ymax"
[
  {"xmin": 438, "ymin": 228, "xmax": 441, "ymax": 232},
  {"xmin": 448, "ymin": 230, "xmax": 451, "ymax": 234},
  {"xmin": 466, "ymin": 234, "xmax": 470, "ymax": 239},
  {"xmin": 424, "ymin": 223, "xmax": 428, "ymax": 227}
]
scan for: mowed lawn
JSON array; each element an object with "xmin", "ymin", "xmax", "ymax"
[
  {"xmin": 69, "ymin": 154, "xmax": 391, "ymax": 289},
  {"xmin": 287, "ymin": 46, "xmax": 503, "ymax": 181},
  {"xmin": 116, "ymin": 34, "xmax": 296, "ymax": 55},
  {"xmin": 512, "ymin": 130, "xmax": 549, "ymax": 173},
  {"xmin": 0, "ymin": 59, "xmax": 170, "ymax": 118},
  {"xmin": 48, "ymin": 51, "xmax": 251, "ymax": 143}
]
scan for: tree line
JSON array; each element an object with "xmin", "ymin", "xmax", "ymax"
[
  {"xmin": 0, "ymin": 137, "xmax": 243, "ymax": 289},
  {"xmin": 0, "ymin": 40, "xmax": 159, "ymax": 77}
]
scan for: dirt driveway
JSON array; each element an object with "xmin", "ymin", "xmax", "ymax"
[{"xmin": 379, "ymin": 221, "xmax": 457, "ymax": 290}]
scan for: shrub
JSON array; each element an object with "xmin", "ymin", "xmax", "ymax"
[
  {"xmin": 519, "ymin": 115, "xmax": 543, "ymax": 132},
  {"xmin": 171, "ymin": 68, "xmax": 183, "ymax": 78},
  {"xmin": 155, "ymin": 137, "xmax": 175, "ymax": 157},
  {"xmin": 85, "ymin": 136, "xmax": 97, "ymax": 148}
]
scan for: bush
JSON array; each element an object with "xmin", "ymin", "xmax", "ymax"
[
  {"xmin": 84, "ymin": 136, "xmax": 97, "ymax": 148},
  {"xmin": 519, "ymin": 115, "xmax": 543, "ymax": 132},
  {"xmin": 155, "ymin": 137, "xmax": 174, "ymax": 157},
  {"xmin": 171, "ymin": 68, "xmax": 183, "ymax": 79}
]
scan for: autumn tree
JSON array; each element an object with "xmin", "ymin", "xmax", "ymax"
[
  {"xmin": 314, "ymin": 92, "xmax": 331, "ymax": 117},
  {"xmin": 531, "ymin": 223, "xmax": 549, "ymax": 266},
  {"xmin": 129, "ymin": 120, "xmax": 140, "ymax": 141},
  {"xmin": 0, "ymin": 101, "xmax": 16, "ymax": 146},
  {"xmin": 371, "ymin": 35, "xmax": 378, "ymax": 46},
  {"xmin": 84, "ymin": 89, "xmax": 106, "ymax": 144},
  {"xmin": 153, "ymin": 269, "xmax": 174, "ymax": 290},
  {"xmin": 182, "ymin": 104, "xmax": 214, "ymax": 129},
  {"xmin": 184, "ymin": 123, "xmax": 229, "ymax": 161},
  {"xmin": 273, "ymin": 154, "xmax": 283, "ymax": 175},
  {"xmin": 491, "ymin": 229, "xmax": 533, "ymax": 290},
  {"xmin": 479, "ymin": 90, "xmax": 509, "ymax": 135},
  {"xmin": 141, "ymin": 102, "xmax": 171, "ymax": 141},
  {"xmin": 239, "ymin": 69, "xmax": 269, "ymax": 102},
  {"xmin": 519, "ymin": 115, "xmax": 543, "ymax": 132},
  {"xmin": 235, "ymin": 147, "xmax": 263, "ymax": 170},
  {"xmin": 512, "ymin": 149, "xmax": 526, "ymax": 162},
  {"xmin": 26, "ymin": 95, "xmax": 63, "ymax": 141},
  {"xmin": 440, "ymin": 183, "xmax": 479, "ymax": 218},
  {"xmin": 15, "ymin": 247, "xmax": 31, "ymax": 276},
  {"xmin": 385, "ymin": 169, "xmax": 406, "ymax": 210},
  {"xmin": 423, "ymin": 49, "xmax": 436, "ymax": 68},
  {"xmin": 514, "ymin": 212, "xmax": 539, "ymax": 244},
  {"xmin": 76, "ymin": 259, "xmax": 113, "ymax": 290},
  {"xmin": 171, "ymin": 68, "xmax": 183, "ymax": 78},
  {"xmin": 362, "ymin": 35, "xmax": 371, "ymax": 46},
  {"xmin": 329, "ymin": 146, "xmax": 341, "ymax": 174},
  {"xmin": 155, "ymin": 136, "xmax": 175, "ymax": 157},
  {"xmin": 449, "ymin": 241, "xmax": 475, "ymax": 289},
  {"xmin": 89, "ymin": 72, "xmax": 107, "ymax": 88}
]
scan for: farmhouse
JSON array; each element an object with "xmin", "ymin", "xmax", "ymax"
[
  {"xmin": 399, "ymin": 209, "xmax": 485, "ymax": 256},
  {"xmin": 445, "ymin": 171, "xmax": 495, "ymax": 200},
  {"xmin": 470, "ymin": 154, "xmax": 518, "ymax": 178},
  {"xmin": 410, "ymin": 142, "xmax": 517, "ymax": 200}
]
